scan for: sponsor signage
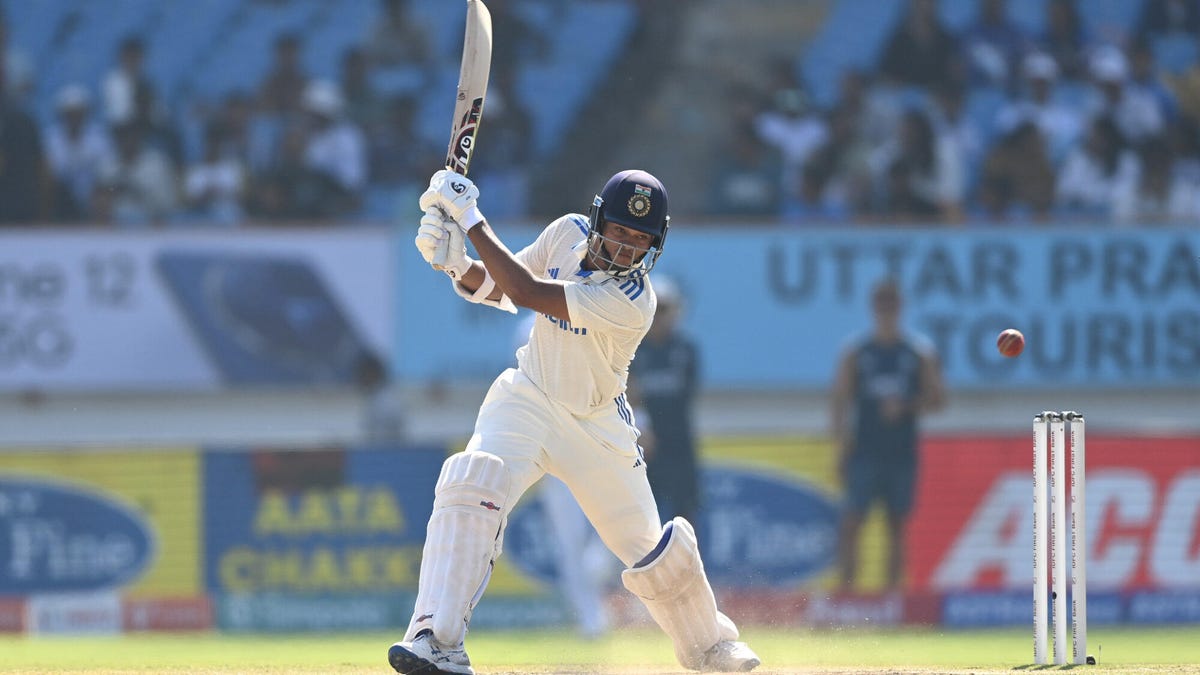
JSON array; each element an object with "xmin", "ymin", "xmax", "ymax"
[
  {"xmin": 0, "ymin": 598, "xmax": 24, "ymax": 632},
  {"xmin": 123, "ymin": 597, "xmax": 213, "ymax": 632},
  {"xmin": 909, "ymin": 435, "xmax": 1200, "ymax": 593},
  {"xmin": 398, "ymin": 227, "xmax": 1199, "ymax": 388},
  {"xmin": 0, "ymin": 450, "xmax": 201, "ymax": 596},
  {"xmin": 215, "ymin": 593, "xmax": 407, "ymax": 632},
  {"xmin": 0, "ymin": 477, "xmax": 154, "ymax": 594},
  {"xmin": 0, "ymin": 230, "xmax": 391, "ymax": 391},
  {"xmin": 203, "ymin": 446, "xmax": 443, "ymax": 598},
  {"xmin": 26, "ymin": 591, "xmax": 122, "ymax": 635},
  {"xmin": 504, "ymin": 464, "xmax": 840, "ymax": 590}
]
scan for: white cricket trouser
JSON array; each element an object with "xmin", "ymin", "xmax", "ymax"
[
  {"xmin": 466, "ymin": 368, "xmax": 661, "ymax": 566},
  {"xmin": 539, "ymin": 475, "xmax": 612, "ymax": 637}
]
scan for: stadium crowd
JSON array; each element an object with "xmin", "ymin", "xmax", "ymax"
[
  {"xmin": 0, "ymin": 0, "xmax": 540, "ymax": 227},
  {"xmin": 1, "ymin": 0, "xmax": 1199, "ymax": 227},
  {"xmin": 718, "ymin": 0, "xmax": 1200, "ymax": 226}
]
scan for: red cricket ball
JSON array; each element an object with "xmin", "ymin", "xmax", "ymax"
[{"xmin": 997, "ymin": 328, "xmax": 1025, "ymax": 358}]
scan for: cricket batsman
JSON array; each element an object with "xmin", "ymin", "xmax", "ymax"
[{"xmin": 388, "ymin": 169, "xmax": 761, "ymax": 673}]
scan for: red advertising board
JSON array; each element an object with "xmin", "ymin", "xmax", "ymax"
[
  {"xmin": 0, "ymin": 598, "xmax": 24, "ymax": 633},
  {"xmin": 908, "ymin": 435, "xmax": 1200, "ymax": 592},
  {"xmin": 123, "ymin": 597, "xmax": 213, "ymax": 632}
]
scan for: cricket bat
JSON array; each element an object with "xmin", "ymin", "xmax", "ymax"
[{"xmin": 433, "ymin": 0, "xmax": 492, "ymax": 270}]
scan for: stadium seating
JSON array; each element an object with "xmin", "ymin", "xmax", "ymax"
[{"xmin": 8, "ymin": 0, "xmax": 636, "ymax": 167}]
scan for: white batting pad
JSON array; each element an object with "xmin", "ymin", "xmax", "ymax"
[
  {"xmin": 621, "ymin": 517, "xmax": 737, "ymax": 670},
  {"xmin": 406, "ymin": 452, "xmax": 509, "ymax": 645}
]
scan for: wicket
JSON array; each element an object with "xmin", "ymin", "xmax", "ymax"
[{"xmin": 1032, "ymin": 411, "xmax": 1088, "ymax": 665}]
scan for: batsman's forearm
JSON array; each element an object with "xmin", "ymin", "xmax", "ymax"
[{"xmin": 466, "ymin": 222, "xmax": 537, "ymax": 302}]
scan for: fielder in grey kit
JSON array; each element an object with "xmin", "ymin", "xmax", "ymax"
[{"xmin": 389, "ymin": 169, "xmax": 760, "ymax": 673}]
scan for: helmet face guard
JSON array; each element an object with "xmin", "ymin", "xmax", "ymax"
[{"xmin": 586, "ymin": 170, "xmax": 670, "ymax": 278}]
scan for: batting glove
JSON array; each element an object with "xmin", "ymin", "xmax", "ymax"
[
  {"xmin": 415, "ymin": 209, "xmax": 473, "ymax": 279},
  {"xmin": 419, "ymin": 169, "xmax": 484, "ymax": 232}
]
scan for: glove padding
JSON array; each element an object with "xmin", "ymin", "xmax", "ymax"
[
  {"xmin": 415, "ymin": 209, "xmax": 473, "ymax": 279},
  {"xmin": 419, "ymin": 169, "xmax": 484, "ymax": 232}
]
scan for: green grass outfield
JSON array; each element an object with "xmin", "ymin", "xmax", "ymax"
[{"xmin": 0, "ymin": 626, "xmax": 1196, "ymax": 674}]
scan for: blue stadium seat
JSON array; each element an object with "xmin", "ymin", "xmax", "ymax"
[
  {"xmin": 412, "ymin": 1, "xmax": 636, "ymax": 159},
  {"xmin": 1078, "ymin": 0, "xmax": 1146, "ymax": 44},
  {"xmin": 801, "ymin": 0, "xmax": 905, "ymax": 108},
  {"xmin": 938, "ymin": 0, "xmax": 1047, "ymax": 35},
  {"xmin": 145, "ymin": 0, "xmax": 244, "ymax": 101},
  {"xmin": 186, "ymin": 0, "xmax": 324, "ymax": 102},
  {"xmin": 301, "ymin": 0, "xmax": 381, "ymax": 81},
  {"xmin": 517, "ymin": 2, "xmax": 635, "ymax": 156},
  {"xmin": 1152, "ymin": 33, "xmax": 1198, "ymax": 74},
  {"xmin": 5, "ymin": 0, "xmax": 78, "ymax": 64}
]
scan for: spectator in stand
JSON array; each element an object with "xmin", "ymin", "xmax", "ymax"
[
  {"xmin": 468, "ymin": 68, "xmax": 533, "ymax": 220},
  {"xmin": 182, "ymin": 122, "xmax": 246, "ymax": 226},
  {"xmin": 258, "ymin": 33, "xmax": 309, "ymax": 120},
  {"xmin": 247, "ymin": 126, "xmax": 313, "ymax": 221},
  {"xmin": 1087, "ymin": 44, "xmax": 1168, "ymax": 143},
  {"xmin": 786, "ymin": 157, "xmax": 850, "ymax": 223},
  {"xmin": 43, "ymin": 85, "xmax": 114, "ymax": 222},
  {"xmin": 1167, "ymin": 45, "xmax": 1200, "ymax": 124},
  {"xmin": 1112, "ymin": 133, "xmax": 1200, "ymax": 224},
  {"xmin": 1055, "ymin": 114, "xmax": 1137, "ymax": 219},
  {"xmin": 975, "ymin": 120, "xmax": 1056, "ymax": 222},
  {"xmin": 1036, "ymin": 0, "xmax": 1088, "ymax": 81},
  {"xmin": 101, "ymin": 34, "xmax": 181, "ymax": 166},
  {"xmin": 0, "ymin": 84, "xmax": 47, "ymax": 224},
  {"xmin": 834, "ymin": 69, "xmax": 900, "ymax": 150},
  {"xmin": 929, "ymin": 80, "xmax": 985, "ymax": 189},
  {"xmin": 103, "ymin": 35, "xmax": 155, "ymax": 126},
  {"xmin": 961, "ymin": 0, "xmax": 1028, "ymax": 91},
  {"xmin": 0, "ymin": 13, "xmax": 32, "ymax": 106},
  {"xmin": 364, "ymin": 0, "xmax": 432, "ymax": 70},
  {"xmin": 368, "ymin": 94, "xmax": 440, "ymax": 189},
  {"xmin": 754, "ymin": 86, "xmax": 828, "ymax": 209},
  {"xmin": 708, "ymin": 120, "xmax": 783, "ymax": 218},
  {"xmin": 212, "ymin": 91, "xmax": 272, "ymax": 172},
  {"xmin": 820, "ymin": 71, "xmax": 893, "ymax": 215},
  {"xmin": 994, "ymin": 52, "xmax": 1085, "ymax": 164},
  {"xmin": 877, "ymin": 0, "xmax": 962, "ymax": 89},
  {"xmin": 301, "ymin": 80, "xmax": 367, "ymax": 217},
  {"xmin": 340, "ymin": 46, "xmax": 387, "ymax": 133},
  {"xmin": 870, "ymin": 108, "xmax": 964, "ymax": 223},
  {"xmin": 1128, "ymin": 38, "xmax": 1179, "ymax": 123},
  {"xmin": 94, "ymin": 122, "xmax": 179, "ymax": 227}
]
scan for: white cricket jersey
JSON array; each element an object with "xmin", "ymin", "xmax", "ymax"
[{"xmin": 513, "ymin": 214, "xmax": 656, "ymax": 417}]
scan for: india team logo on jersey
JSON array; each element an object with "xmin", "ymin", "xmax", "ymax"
[{"xmin": 627, "ymin": 185, "xmax": 653, "ymax": 217}]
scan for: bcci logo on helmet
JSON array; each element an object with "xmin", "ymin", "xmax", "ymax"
[{"xmin": 627, "ymin": 185, "xmax": 653, "ymax": 218}]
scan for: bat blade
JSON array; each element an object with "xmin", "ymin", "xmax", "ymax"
[
  {"xmin": 434, "ymin": 0, "xmax": 492, "ymax": 271},
  {"xmin": 445, "ymin": 0, "xmax": 493, "ymax": 176}
]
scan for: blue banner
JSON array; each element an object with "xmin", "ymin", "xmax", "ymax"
[
  {"xmin": 503, "ymin": 465, "xmax": 840, "ymax": 590},
  {"xmin": 397, "ymin": 226, "xmax": 1200, "ymax": 389},
  {"xmin": 0, "ymin": 477, "xmax": 154, "ymax": 594},
  {"xmin": 202, "ymin": 445, "xmax": 444, "ymax": 596}
]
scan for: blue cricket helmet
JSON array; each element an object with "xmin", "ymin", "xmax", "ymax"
[{"xmin": 587, "ymin": 169, "xmax": 670, "ymax": 276}]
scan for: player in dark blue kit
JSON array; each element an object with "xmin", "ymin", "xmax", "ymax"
[
  {"xmin": 630, "ymin": 278, "xmax": 701, "ymax": 526},
  {"xmin": 830, "ymin": 279, "xmax": 945, "ymax": 593}
]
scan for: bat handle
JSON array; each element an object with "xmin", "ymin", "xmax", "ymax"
[{"xmin": 430, "ymin": 205, "xmax": 451, "ymax": 271}]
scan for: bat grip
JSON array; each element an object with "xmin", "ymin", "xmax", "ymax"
[{"xmin": 430, "ymin": 205, "xmax": 452, "ymax": 270}]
